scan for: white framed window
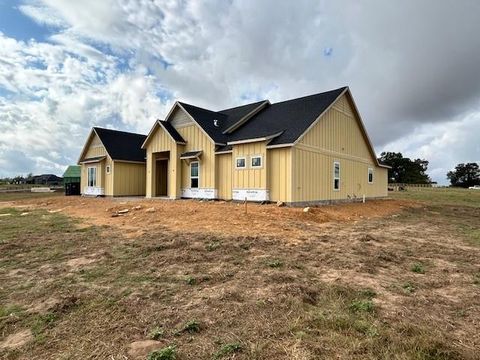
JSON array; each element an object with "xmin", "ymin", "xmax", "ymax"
[
  {"xmin": 333, "ymin": 161, "xmax": 340, "ymax": 191},
  {"xmin": 368, "ymin": 168, "xmax": 374, "ymax": 184},
  {"xmin": 106, "ymin": 165, "xmax": 111, "ymax": 174},
  {"xmin": 190, "ymin": 161, "xmax": 199, "ymax": 188},
  {"xmin": 87, "ymin": 167, "xmax": 97, "ymax": 187},
  {"xmin": 251, "ymin": 155, "xmax": 263, "ymax": 168},
  {"xmin": 235, "ymin": 157, "xmax": 246, "ymax": 169}
]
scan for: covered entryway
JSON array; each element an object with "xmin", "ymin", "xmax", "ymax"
[{"xmin": 156, "ymin": 158, "xmax": 168, "ymax": 196}]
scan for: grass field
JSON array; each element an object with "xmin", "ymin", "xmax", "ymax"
[{"xmin": 0, "ymin": 189, "xmax": 479, "ymax": 359}]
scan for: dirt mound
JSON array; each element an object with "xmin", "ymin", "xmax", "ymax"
[{"xmin": 0, "ymin": 330, "xmax": 33, "ymax": 350}]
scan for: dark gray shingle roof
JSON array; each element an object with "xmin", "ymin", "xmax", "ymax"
[
  {"xmin": 94, "ymin": 127, "xmax": 146, "ymax": 162},
  {"xmin": 159, "ymin": 121, "xmax": 186, "ymax": 143},
  {"xmin": 176, "ymin": 87, "xmax": 347, "ymax": 145}
]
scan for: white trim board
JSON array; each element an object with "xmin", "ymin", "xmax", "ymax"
[
  {"xmin": 83, "ymin": 186, "xmax": 104, "ymax": 196},
  {"xmin": 232, "ymin": 189, "xmax": 269, "ymax": 201},
  {"xmin": 181, "ymin": 188, "xmax": 217, "ymax": 199}
]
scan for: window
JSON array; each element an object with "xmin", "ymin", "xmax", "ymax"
[
  {"xmin": 251, "ymin": 155, "xmax": 262, "ymax": 168},
  {"xmin": 190, "ymin": 161, "xmax": 199, "ymax": 188},
  {"xmin": 368, "ymin": 168, "xmax": 374, "ymax": 183},
  {"xmin": 235, "ymin": 157, "xmax": 246, "ymax": 169},
  {"xmin": 87, "ymin": 167, "xmax": 96, "ymax": 187},
  {"xmin": 333, "ymin": 162, "xmax": 340, "ymax": 191},
  {"xmin": 106, "ymin": 165, "xmax": 111, "ymax": 174}
]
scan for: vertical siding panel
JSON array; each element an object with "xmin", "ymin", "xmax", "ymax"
[{"xmin": 292, "ymin": 93, "xmax": 387, "ymax": 202}]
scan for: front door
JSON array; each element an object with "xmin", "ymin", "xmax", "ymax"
[{"xmin": 156, "ymin": 159, "xmax": 168, "ymax": 196}]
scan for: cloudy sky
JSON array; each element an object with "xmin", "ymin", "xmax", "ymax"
[{"xmin": 0, "ymin": 0, "xmax": 479, "ymax": 184}]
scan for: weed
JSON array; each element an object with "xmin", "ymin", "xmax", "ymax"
[
  {"xmin": 0, "ymin": 304, "xmax": 24, "ymax": 318},
  {"xmin": 149, "ymin": 326, "xmax": 164, "ymax": 340},
  {"xmin": 353, "ymin": 320, "xmax": 379, "ymax": 337},
  {"xmin": 206, "ymin": 241, "xmax": 221, "ymax": 251},
  {"xmin": 213, "ymin": 343, "xmax": 242, "ymax": 359},
  {"xmin": 147, "ymin": 345, "xmax": 176, "ymax": 360},
  {"xmin": 411, "ymin": 263, "xmax": 425, "ymax": 274},
  {"xmin": 359, "ymin": 289, "xmax": 376, "ymax": 299},
  {"xmin": 349, "ymin": 300, "xmax": 375, "ymax": 313},
  {"xmin": 402, "ymin": 282, "xmax": 416, "ymax": 294},
  {"xmin": 31, "ymin": 312, "xmax": 57, "ymax": 337},
  {"xmin": 267, "ymin": 259, "xmax": 283, "ymax": 268},
  {"xmin": 185, "ymin": 276, "xmax": 197, "ymax": 285},
  {"xmin": 177, "ymin": 320, "xmax": 200, "ymax": 334},
  {"xmin": 474, "ymin": 273, "xmax": 480, "ymax": 286}
]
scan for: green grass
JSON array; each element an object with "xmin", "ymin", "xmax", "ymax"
[
  {"xmin": 349, "ymin": 299, "xmax": 375, "ymax": 313},
  {"xmin": 147, "ymin": 346, "xmax": 176, "ymax": 360},
  {"xmin": 267, "ymin": 259, "xmax": 283, "ymax": 268},
  {"xmin": 389, "ymin": 187, "xmax": 480, "ymax": 208},
  {"xmin": 213, "ymin": 343, "xmax": 242, "ymax": 359},
  {"xmin": 411, "ymin": 263, "xmax": 425, "ymax": 274},
  {"xmin": 176, "ymin": 320, "xmax": 200, "ymax": 334},
  {"xmin": 0, "ymin": 191, "xmax": 63, "ymax": 202},
  {"xmin": 149, "ymin": 326, "xmax": 165, "ymax": 340}
]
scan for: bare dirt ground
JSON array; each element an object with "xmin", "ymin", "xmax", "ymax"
[{"xmin": 0, "ymin": 190, "xmax": 479, "ymax": 359}]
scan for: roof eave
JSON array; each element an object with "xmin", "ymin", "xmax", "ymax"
[{"xmin": 226, "ymin": 131, "xmax": 284, "ymax": 145}]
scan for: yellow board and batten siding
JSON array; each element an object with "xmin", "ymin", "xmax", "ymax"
[
  {"xmin": 291, "ymin": 93, "xmax": 387, "ymax": 202},
  {"xmin": 216, "ymin": 153, "xmax": 232, "ymax": 200},
  {"xmin": 80, "ymin": 134, "xmax": 107, "ymax": 194},
  {"xmin": 267, "ymin": 147, "xmax": 292, "ymax": 203},
  {"xmin": 113, "ymin": 162, "xmax": 146, "ymax": 196},
  {"xmin": 145, "ymin": 122, "xmax": 182, "ymax": 198},
  {"xmin": 232, "ymin": 142, "xmax": 267, "ymax": 189},
  {"xmin": 80, "ymin": 133, "xmax": 146, "ymax": 196},
  {"xmin": 177, "ymin": 124, "xmax": 216, "ymax": 190}
]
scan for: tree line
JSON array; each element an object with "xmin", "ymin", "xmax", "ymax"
[{"xmin": 378, "ymin": 152, "xmax": 479, "ymax": 188}]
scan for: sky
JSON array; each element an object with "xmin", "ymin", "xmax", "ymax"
[{"xmin": 0, "ymin": 0, "xmax": 479, "ymax": 184}]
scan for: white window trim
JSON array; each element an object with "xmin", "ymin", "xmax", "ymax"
[
  {"xmin": 190, "ymin": 161, "xmax": 199, "ymax": 188},
  {"xmin": 87, "ymin": 166, "xmax": 97, "ymax": 187},
  {"xmin": 251, "ymin": 155, "xmax": 263, "ymax": 169},
  {"xmin": 368, "ymin": 167, "xmax": 374, "ymax": 184},
  {"xmin": 333, "ymin": 161, "xmax": 340, "ymax": 191},
  {"xmin": 235, "ymin": 156, "xmax": 247, "ymax": 169},
  {"xmin": 106, "ymin": 165, "xmax": 111, "ymax": 174}
]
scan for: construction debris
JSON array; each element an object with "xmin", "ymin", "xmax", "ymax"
[
  {"xmin": 276, "ymin": 201, "xmax": 285, "ymax": 207},
  {"xmin": 145, "ymin": 207, "xmax": 156, "ymax": 213},
  {"xmin": 303, "ymin": 207, "xmax": 311, "ymax": 213},
  {"xmin": 117, "ymin": 209, "xmax": 129, "ymax": 214}
]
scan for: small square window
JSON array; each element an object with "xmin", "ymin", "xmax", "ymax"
[
  {"xmin": 236, "ymin": 157, "xmax": 246, "ymax": 169},
  {"xmin": 251, "ymin": 156, "xmax": 262, "ymax": 168}
]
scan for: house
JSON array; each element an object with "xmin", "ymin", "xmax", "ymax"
[
  {"xmin": 141, "ymin": 86, "xmax": 389, "ymax": 204},
  {"xmin": 78, "ymin": 127, "xmax": 147, "ymax": 196},
  {"xmin": 63, "ymin": 165, "xmax": 81, "ymax": 196}
]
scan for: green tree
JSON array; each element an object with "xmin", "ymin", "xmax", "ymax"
[
  {"xmin": 379, "ymin": 152, "xmax": 431, "ymax": 184},
  {"xmin": 447, "ymin": 163, "xmax": 480, "ymax": 188}
]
